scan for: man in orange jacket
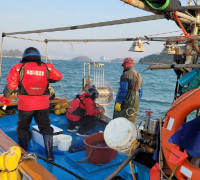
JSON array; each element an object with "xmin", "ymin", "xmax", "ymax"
[{"xmin": 3, "ymin": 47, "xmax": 62, "ymax": 161}]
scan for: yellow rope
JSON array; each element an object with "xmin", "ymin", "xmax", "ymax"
[
  {"xmin": 6, "ymin": 35, "xmax": 44, "ymax": 42},
  {"xmin": 129, "ymin": 140, "xmax": 138, "ymax": 180}
]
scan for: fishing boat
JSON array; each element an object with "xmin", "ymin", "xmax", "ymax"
[{"xmin": 1, "ymin": 0, "xmax": 200, "ymax": 180}]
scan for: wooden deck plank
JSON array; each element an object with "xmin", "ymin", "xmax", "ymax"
[{"xmin": 0, "ymin": 130, "xmax": 57, "ymax": 180}]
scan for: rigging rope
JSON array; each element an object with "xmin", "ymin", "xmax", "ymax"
[
  {"xmin": 36, "ymin": 31, "xmax": 75, "ymax": 50},
  {"xmin": 172, "ymin": 11, "xmax": 200, "ymax": 41},
  {"xmin": 147, "ymin": 30, "xmax": 182, "ymax": 37},
  {"xmin": 173, "ymin": 11, "xmax": 191, "ymax": 37},
  {"xmin": 5, "ymin": 35, "xmax": 44, "ymax": 42}
]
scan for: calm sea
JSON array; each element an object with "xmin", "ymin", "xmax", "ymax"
[{"xmin": 0, "ymin": 57, "xmax": 178, "ymax": 121}]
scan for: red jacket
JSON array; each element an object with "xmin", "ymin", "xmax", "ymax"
[
  {"xmin": 5, "ymin": 62, "xmax": 62, "ymax": 111},
  {"xmin": 66, "ymin": 92, "xmax": 101, "ymax": 121}
]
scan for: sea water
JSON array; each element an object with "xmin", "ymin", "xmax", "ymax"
[{"xmin": 0, "ymin": 57, "xmax": 178, "ymax": 122}]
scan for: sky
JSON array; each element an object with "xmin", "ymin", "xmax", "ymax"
[{"xmin": 0, "ymin": 0, "xmax": 191, "ymax": 61}]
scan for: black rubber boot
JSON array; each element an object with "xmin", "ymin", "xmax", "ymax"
[
  {"xmin": 17, "ymin": 130, "xmax": 32, "ymax": 151},
  {"xmin": 43, "ymin": 134, "xmax": 54, "ymax": 161},
  {"xmin": 18, "ymin": 137, "xmax": 28, "ymax": 151}
]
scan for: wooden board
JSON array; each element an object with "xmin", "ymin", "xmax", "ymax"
[{"xmin": 0, "ymin": 130, "xmax": 57, "ymax": 180}]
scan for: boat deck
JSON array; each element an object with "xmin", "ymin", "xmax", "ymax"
[{"xmin": 0, "ymin": 106, "xmax": 150, "ymax": 180}]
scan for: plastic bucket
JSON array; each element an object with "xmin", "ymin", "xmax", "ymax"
[
  {"xmin": 104, "ymin": 117, "xmax": 140, "ymax": 154},
  {"xmin": 57, "ymin": 134, "xmax": 72, "ymax": 151},
  {"xmin": 84, "ymin": 132, "xmax": 118, "ymax": 164},
  {"xmin": 54, "ymin": 134, "xmax": 64, "ymax": 146}
]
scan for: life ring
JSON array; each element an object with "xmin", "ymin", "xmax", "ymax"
[{"xmin": 162, "ymin": 88, "xmax": 200, "ymax": 180}]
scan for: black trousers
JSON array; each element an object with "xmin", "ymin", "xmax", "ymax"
[
  {"xmin": 17, "ymin": 109, "xmax": 53, "ymax": 139},
  {"xmin": 67, "ymin": 116, "xmax": 97, "ymax": 134}
]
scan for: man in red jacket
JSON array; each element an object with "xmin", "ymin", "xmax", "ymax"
[
  {"xmin": 3, "ymin": 47, "xmax": 62, "ymax": 161},
  {"xmin": 66, "ymin": 88, "xmax": 104, "ymax": 136}
]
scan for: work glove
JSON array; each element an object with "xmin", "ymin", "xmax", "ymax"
[
  {"xmin": 99, "ymin": 108, "xmax": 104, "ymax": 114},
  {"xmin": 115, "ymin": 102, "xmax": 121, "ymax": 112},
  {"xmin": 0, "ymin": 96, "xmax": 11, "ymax": 110}
]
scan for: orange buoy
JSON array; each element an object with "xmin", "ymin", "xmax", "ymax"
[{"xmin": 162, "ymin": 88, "xmax": 200, "ymax": 180}]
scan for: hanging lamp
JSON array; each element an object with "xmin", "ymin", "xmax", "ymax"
[
  {"xmin": 129, "ymin": 39, "xmax": 145, "ymax": 52},
  {"xmin": 161, "ymin": 43, "xmax": 177, "ymax": 54}
]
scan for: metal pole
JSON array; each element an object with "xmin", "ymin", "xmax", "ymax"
[
  {"xmin": 0, "ymin": 36, "xmax": 4, "ymax": 91},
  {"xmin": 96, "ymin": 64, "xmax": 98, "ymax": 87},
  {"xmin": 146, "ymin": 64, "xmax": 200, "ymax": 71},
  {"xmin": 103, "ymin": 64, "xmax": 105, "ymax": 87},
  {"xmin": 88, "ymin": 63, "xmax": 90, "ymax": 86},
  {"xmin": 99, "ymin": 64, "xmax": 102, "ymax": 87},
  {"xmin": 98, "ymin": 65, "xmax": 100, "ymax": 87},
  {"xmin": 93, "ymin": 64, "xmax": 95, "ymax": 86},
  {"xmin": 45, "ymin": 39, "xmax": 48, "ymax": 63},
  {"xmin": 176, "ymin": 11, "xmax": 200, "ymax": 24},
  {"xmin": 159, "ymin": 117, "xmax": 164, "ymax": 180},
  {"xmin": 84, "ymin": 63, "xmax": 86, "ymax": 78}
]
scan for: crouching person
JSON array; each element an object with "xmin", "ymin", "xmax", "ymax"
[{"xmin": 66, "ymin": 88, "xmax": 104, "ymax": 136}]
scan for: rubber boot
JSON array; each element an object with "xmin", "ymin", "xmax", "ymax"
[
  {"xmin": 18, "ymin": 137, "xmax": 28, "ymax": 151},
  {"xmin": 28, "ymin": 130, "xmax": 32, "ymax": 141},
  {"xmin": 17, "ymin": 130, "xmax": 32, "ymax": 151},
  {"xmin": 43, "ymin": 134, "xmax": 54, "ymax": 161}
]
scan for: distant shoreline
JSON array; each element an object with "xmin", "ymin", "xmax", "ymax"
[
  {"xmin": 2, "ymin": 56, "xmax": 164, "ymax": 65},
  {"xmin": 2, "ymin": 56, "xmax": 21, "ymax": 58}
]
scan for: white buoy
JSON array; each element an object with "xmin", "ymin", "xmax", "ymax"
[{"xmin": 104, "ymin": 117, "xmax": 140, "ymax": 154}]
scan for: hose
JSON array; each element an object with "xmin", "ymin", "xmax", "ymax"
[
  {"xmin": 105, "ymin": 147, "xmax": 145, "ymax": 180},
  {"xmin": 129, "ymin": 140, "xmax": 138, "ymax": 180},
  {"xmin": 35, "ymin": 154, "xmax": 85, "ymax": 180}
]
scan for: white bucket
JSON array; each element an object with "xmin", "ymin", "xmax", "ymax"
[
  {"xmin": 54, "ymin": 134, "xmax": 64, "ymax": 146},
  {"xmin": 104, "ymin": 117, "xmax": 140, "ymax": 154},
  {"xmin": 57, "ymin": 134, "xmax": 72, "ymax": 151}
]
